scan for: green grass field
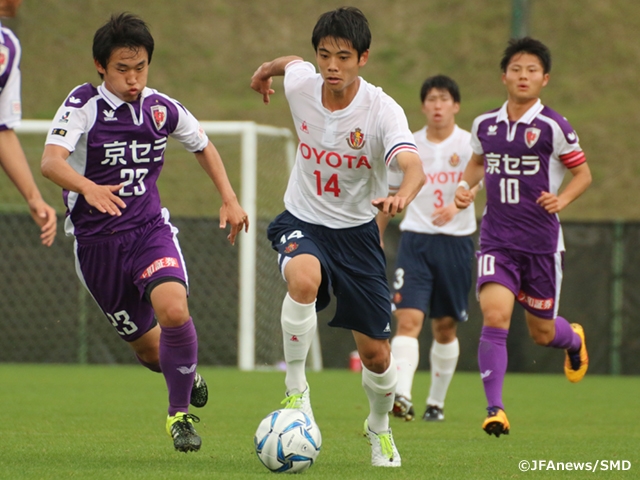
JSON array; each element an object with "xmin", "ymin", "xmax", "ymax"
[{"xmin": 1, "ymin": 366, "xmax": 638, "ymax": 479}]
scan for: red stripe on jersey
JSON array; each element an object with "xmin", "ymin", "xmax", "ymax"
[
  {"xmin": 385, "ymin": 144, "xmax": 418, "ymax": 166},
  {"xmin": 560, "ymin": 150, "xmax": 586, "ymax": 168}
]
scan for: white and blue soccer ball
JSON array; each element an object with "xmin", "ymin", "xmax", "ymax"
[{"xmin": 254, "ymin": 408, "xmax": 322, "ymax": 473}]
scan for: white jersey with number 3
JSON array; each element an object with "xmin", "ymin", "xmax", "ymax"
[
  {"xmin": 397, "ymin": 125, "xmax": 476, "ymax": 236},
  {"xmin": 283, "ymin": 60, "xmax": 418, "ymax": 228}
]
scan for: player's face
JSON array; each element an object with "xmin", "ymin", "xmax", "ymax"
[
  {"xmin": 0, "ymin": 0, "xmax": 23, "ymax": 18},
  {"xmin": 95, "ymin": 47, "xmax": 149, "ymax": 103},
  {"xmin": 502, "ymin": 53, "xmax": 549, "ymax": 103},
  {"xmin": 315, "ymin": 37, "xmax": 368, "ymax": 97},
  {"xmin": 421, "ymin": 88, "xmax": 459, "ymax": 130}
]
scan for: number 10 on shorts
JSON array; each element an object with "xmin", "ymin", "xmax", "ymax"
[{"xmin": 478, "ymin": 254, "xmax": 495, "ymax": 276}]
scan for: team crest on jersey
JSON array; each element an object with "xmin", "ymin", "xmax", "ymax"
[
  {"xmin": 393, "ymin": 292, "xmax": 402, "ymax": 304},
  {"xmin": 0, "ymin": 45, "xmax": 9, "ymax": 76},
  {"xmin": 151, "ymin": 105, "xmax": 167, "ymax": 130},
  {"xmin": 449, "ymin": 153, "xmax": 460, "ymax": 167},
  {"xmin": 284, "ymin": 242, "xmax": 299, "ymax": 254},
  {"xmin": 525, "ymin": 127, "xmax": 541, "ymax": 148},
  {"xmin": 347, "ymin": 128, "xmax": 366, "ymax": 150}
]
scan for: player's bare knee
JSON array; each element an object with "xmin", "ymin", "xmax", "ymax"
[
  {"xmin": 361, "ymin": 353, "xmax": 390, "ymax": 374},
  {"xmin": 432, "ymin": 317, "xmax": 457, "ymax": 343},
  {"xmin": 530, "ymin": 329, "xmax": 553, "ymax": 346},
  {"xmin": 482, "ymin": 310, "xmax": 510, "ymax": 329},
  {"xmin": 156, "ymin": 303, "xmax": 190, "ymax": 328},
  {"xmin": 287, "ymin": 275, "xmax": 320, "ymax": 304}
]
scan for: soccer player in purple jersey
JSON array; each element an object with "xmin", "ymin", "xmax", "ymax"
[
  {"xmin": 455, "ymin": 37, "xmax": 591, "ymax": 437},
  {"xmin": 0, "ymin": 0, "xmax": 56, "ymax": 246},
  {"xmin": 251, "ymin": 7, "xmax": 424, "ymax": 467},
  {"xmin": 41, "ymin": 13, "xmax": 249, "ymax": 452}
]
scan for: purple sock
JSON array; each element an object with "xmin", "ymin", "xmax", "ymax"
[
  {"xmin": 478, "ymin": 326, "xmax": 509, "ymax": 411},
  {"xmin": 547, "ymin": 316, "xmax": 582, "ymax": 352},
  {"xmin": 135, "ymin": 354, "xmax": 162, "ymax": 373},
  {"xmin": 159, "ymin": 318, "xmax": 198, "ymax": 416}
]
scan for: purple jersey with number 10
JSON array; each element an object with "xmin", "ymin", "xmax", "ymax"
[
  {"xmin": 471, "ymin": 100, "xmax": 586, "ymax": 254},
  {"xmin": 45, "ymin": 83, "xmax": 208, "ymax": 240}
]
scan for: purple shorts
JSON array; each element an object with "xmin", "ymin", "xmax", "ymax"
[
  {"xmin": 74, "ymin": 209, "xmax": 188, "ymax": 341},
  {"xmin": 476, "ymin": 246, "xmax": 563, "ymax": 319}
]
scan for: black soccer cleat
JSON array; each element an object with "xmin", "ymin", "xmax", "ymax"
[
  {"xmin": 190, "ymin": 372, "xmax": 208, "ymax": 408},
  {"xmin": 423, "ymin": 405, "xmax": 445, "ymax": 422},
  {"xmin": 166, "ymin": 412, "xmax": 202, "ymax": 452}
]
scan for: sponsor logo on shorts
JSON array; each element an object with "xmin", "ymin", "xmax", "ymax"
[
  {"xmin": 284, "ymin": 242, "xmax": 298, "ymax": 254},
  {"xmin": 517, "ymin": 290, "xmax": 553, "ymax": 310},
  {"xmin": 140, "ymin": 257, "xmax": 180, "ymax": 279},
  {"xmin": 51, "ymin": 128, "xmax": 67, "ymax": 137}
]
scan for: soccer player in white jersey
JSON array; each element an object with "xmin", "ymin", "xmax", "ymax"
[
  {"xmin": 378, "ymin": 75, "xmax": 480, "ymax": 423},
  {"xmin": 41, "ymin": 13, "xmax": 248, "ymax": 452},
  {"xmin": 251, "ymin": 7, "xmax": 425, "ymax": 467},
  {"xmin": 0, "ymin": 0, "xmax": 56, "ymax": 246},
  {"xmin": 455, "ymin": 37, "xmax": 591, "ymax": 437}
]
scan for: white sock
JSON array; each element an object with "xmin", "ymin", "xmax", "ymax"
[
  {"xmin": 427, "ymin": 338, "xmax": 459, "ymax": 409},
  {"xmin": 281, "ymin": 293, "xmax": 316, "ymax": 393},
  {"xmin": 362, "ymin": 355, "xmax": 397, "ymax": 433},
  {"xmin": 390, "ymin": 335, "xmax": 419, "ymax": 400}
]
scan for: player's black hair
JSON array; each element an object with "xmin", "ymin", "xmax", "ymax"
[
  {"xmin": 311, "ymin": 7, "xmax": 371, "ymax": 59},
  {"xmin": 419, "ymin": 75, "xmax": 461, "ymax": 104},
  {"xmin": 500, "ymin": 37, "xmax": 551, "ymax": 74},
  {"xmin": 93, "ymin": 12, "xmax": 155, "ymax": 79}
]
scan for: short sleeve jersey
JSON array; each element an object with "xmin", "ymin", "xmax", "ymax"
[
  {"xmin": 45, "ymin": 83, "xmax": 208, "ymax": 239},
  {"xmin": 283, "ymin": 60, "xmax": 418, "ymax": 228},
  {"xmin": 471, "ymin": 100, "xmax": 586, "ymax": 253},
  {"xmin": 395, "ymin": 125, "xmax": 476, "ymax": 236},
  {"xmin": 0, "ymin": 23, "xmax": 22, "ymax": 130}
]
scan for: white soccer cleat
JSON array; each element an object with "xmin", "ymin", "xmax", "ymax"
[
  {"xmin": 281, "ymin": 382, "xmax": 315, "ymax": 423},
  {"xmin": 364, "ymin": 419, "xmax": 401, "ymax": 467}
]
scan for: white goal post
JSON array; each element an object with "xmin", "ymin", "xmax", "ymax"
[{"xmin": 16, "ymin": 120, "xmax": 323, "ymax": 372}]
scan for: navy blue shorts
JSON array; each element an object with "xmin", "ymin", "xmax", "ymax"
[
  {"xmin": 392, "ymin": 232, "xmax": 474, "ymax": 322},
  {"xmin": 267, "ymin": 210, "xmax": 392, "ymax": 339}
]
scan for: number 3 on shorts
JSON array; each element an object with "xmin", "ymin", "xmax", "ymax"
[{"xmin": 393, "ymin": 268, "xmax": 405, "ymax": 290}]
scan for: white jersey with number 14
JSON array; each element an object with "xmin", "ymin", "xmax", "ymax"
[{"xmin": 283, "ymin": 60, "xmax": 418, "ymax": 229}]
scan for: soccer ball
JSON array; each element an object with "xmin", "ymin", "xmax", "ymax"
[{"xmin": 254, "ymin": 409, "xmax": 322, "ymax": 473}]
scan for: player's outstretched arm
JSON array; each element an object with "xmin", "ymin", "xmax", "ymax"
[
  {"xmin": 455, "ymin": 153, "xmax": 485, "ymax": 209},
  {"xmin": 250, "ymin": 56, "xmax": 303, "ymax": 104},
  {"xmin": 536, "ymin": 162, "xmax": 592, "ymax": 214},
  {"xmin": 41, "ymin": 144, "xmax": 126, "ymax": 217},
  {"xmin": 194, "ymin": 141, "xmax": 249, "ymax": 246},
  {"xmin": 372, "ymin": 151, "xmax": 425, "ymax": 216},
  {"xmin": 0, "ymin": 129, "xmax": 57, "ymax": 246}
]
